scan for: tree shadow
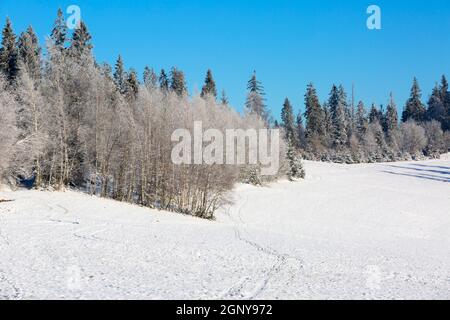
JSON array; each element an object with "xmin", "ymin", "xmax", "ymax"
[
  {"xmin": 381, "ymin": 170, "xmax": 450, "ymax": 183},
  {"xmin": 409, "ymin": 163, "xmax": 450, "ymax": 170},
  {"xmin": 387, "ymin": 165, "xmax": 450, "ymax": 175}
]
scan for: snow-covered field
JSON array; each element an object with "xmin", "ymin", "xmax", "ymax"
[{"xmin": 1, "ymin": 156, "xmax": 449, "ymax": 300}]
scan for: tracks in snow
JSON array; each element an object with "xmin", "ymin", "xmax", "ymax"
[{"xmin": 220, "ymin": 193, "xmax": 304, "ymax": 300}]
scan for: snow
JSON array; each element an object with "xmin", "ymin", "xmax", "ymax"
[{"xmin": 1, "ymin": 155, "xmax": 449, "ymax": 299}]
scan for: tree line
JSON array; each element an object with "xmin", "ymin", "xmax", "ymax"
[
  {"xmin": 279, "ymin": 78, "xmax": 450, "ymax": 163},
  {"xmin": 1, "ymin": 11, "xmax": 448, "ymax": 217},
  {"xmin": 0, "ymin": 12, "xmax": 291, "ymax": 219}
]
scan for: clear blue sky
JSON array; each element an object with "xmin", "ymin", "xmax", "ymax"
[{"xmin": 1, "ymin": 0, "xmax": 450, "ymax": 119}]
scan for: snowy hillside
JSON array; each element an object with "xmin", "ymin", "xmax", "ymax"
[{"xmin": 1, "ymin": 156, "xmax": 449, "ymax": 300}]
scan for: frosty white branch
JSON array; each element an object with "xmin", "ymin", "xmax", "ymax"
[{"xmin": 171, "ymin": 121, "xmax": 280, "ymax": 176}]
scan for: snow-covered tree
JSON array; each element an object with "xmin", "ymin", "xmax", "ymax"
[
  {"xmin": 245, "ymin": 71, "xmax": 269, "ymax": 122},
  {"xmin": 143, "ymin": 66, "xmax": 158, "ymax": 90},
  {"xmin": 328, "ymin": 85, "xmax": 348, "ymax": 148},
  {"xmin": 17, "ymin": 26, "xmax": 41, "ymax": 81},
  {"xmin": 0, "ymin": 18, "xmax": 19, "ymax": 83},
  {"xmin": 304, "ymin": 83, "xmax": 325, "ymax": 150},
  {"xmin": 281, "ymin": 97, "xmax": 297, "ymax": 145},
  {"xmin": 286, "ymin": 143, "xmax": 305, "ymax": 181},
  {"xmin": 201, "ymin": 69, "xmax": 217, "ymax": 99},
  {"xmin": 170, "ymin": 67, "xmax": 187, "ymax": 96},
  {"xmin": 402, "ymin": 78, "xmax": 426, "ymax": 123}
]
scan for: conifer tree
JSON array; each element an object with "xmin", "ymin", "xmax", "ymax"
[
  {"xmin": 220, "ymin": 89, "xmax": 229, "ymax": 105},
  {"xmin": 17, "ymin": 26, "xmax": 41, "ymax": 80},
  {"xmin": 245, "ymin": 71, "xmax": 269, "ymax": 122},
  {"xmin": 159, "ymin": 69, "xmax": 169, "ymax": 92},
  {"xmin": 281, "ymin": 97, "xmax": 298, "ymax": 145},
  {"xmin": 355, "ymin": 101, "xmax": 368, "ymax": 139},
  {"xmin": 69, "ymin": 21, "xmax": 93, "ymax": 58},
  {"xmin": 296, "ymin": 110, "xmax": 306, "ymax": 149},
  {"xmin": 384, "ymin": 93, "xmax": 399, "ymax": 142},
  {"xmin": 143, "ymin": 66, "xmax": 158, "ymax": 90},
  {"xmin": 304, "ymin": 83, "xmax": 325, "ymax": 146},
  {"xmin": 426, "ymin": 85, "xmax": 445, "ymax": 125},
  {"xmin": 286, "ymin": 142, "xmax": 305, "ymax": 181},
  {"xmin": 113, "ymin": 55, "xmax": 127, "ymax": 94},
  {"xmin": 170, "ymin": 67, "xmax": 187, "ymax": 97},
  {"xmin": 369, "ymin": 103, "xmax": 382, "ymax": 124},
  {"xmin": 50, "ymin": 9, "xmax": 67, "ymax": 50},
  {"xmin": 201, "ymin": 69, "xmax": 217, "ymax": 98},
  {"xmin": 440, "ymin": 75, "xmax": 450, "ymax": 131},
  {"xmin": 0, "ymin": 17, "xmax": 19, "ymax": 82},
  {"xmin": 402, "ymin": 77, "xmax": 426, "ymax": 123},
  {"xmin": 328, "ymin": 85, "xmax": 348, "ymax": 148}
]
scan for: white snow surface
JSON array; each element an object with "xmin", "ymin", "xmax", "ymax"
[{"xmin": 1, "ymin": 156, "xmax": 449, "ymax": 300}]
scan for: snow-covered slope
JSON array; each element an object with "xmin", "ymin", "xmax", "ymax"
[{"xmin": 1, "ymin": 156, "xmax": 449, "ymax": 299}]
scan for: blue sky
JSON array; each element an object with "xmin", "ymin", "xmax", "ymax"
[{"xmin": 1, "ymin": 0, "xmax": 450, "ymax": 119}]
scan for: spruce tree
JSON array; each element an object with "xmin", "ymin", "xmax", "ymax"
[
  {"xmin": 384, "ymin": 93, "xmax": 399, "ymax": 142},
  {"xmin": 201, "ymin": 69, "xmax": 217, "ymax": 98},
  {"xmin": 159, "ymin": 69, "xmax": 169, "ymax": 92},
  {"xmin": 328, "ymin": 85, "xmax": 348, "ymax": 148},
  {"xmin": 245, "ymin": 71, "xmax": 269, "ymax": 122},
  {"xmin": 304, "ymin": 83, "xmax": 325, "ymax": 146},
  {"xmin": 143, "ymin": 66, "xmax": 158, "ymax": 90},
  {"xmin": 69, "ymin": 21, "xmax": 93, "ymax": 58},
  {"xmin": 50, "ymin": 9, "xmax": 67, "ymax": 50},
  {"xmin": 17, "ymin": 26, "xmax": 41, "ymax": 80},
  {"xmin": 296, "ymin": 110, "xmax": 306, "ymax": 149},
  {"xmin": 220, "ymin": 89, "xmax": 229, "ymax": 105},
  {"xmin": 286, "ymin": 142, "xmax": 305, "ymax": 181},
  {"xmin": 113, "ymin": 55, "xmax": 127, "ymax": 94},
  {"xmin": 0, "ymin": 17, "xmax": 19, "ymax": 82},
  {"xmin": 439, "ymin": 75, "xmax": 450, "ymax": 131},
  {"xmin": 369, "ymin": 103, "xmax": 382, "ymax": 124},
  {"xmin": 281, "ymin": 97, "xmax": 298, "ymax": 145},
  {"xmin": 170, "ymin": 67, "xmax": 187, "ymax": 97},
  {"xmin": 355, "ymin": 101, "xmax": 368, "ymax": 139},
  {"xmin": 426, "ymin": 85, "xmax": 445, "ymax": 126},
  {"xmin": 402, "ymin": 77, "xmax": 426, "ymax": 123}
]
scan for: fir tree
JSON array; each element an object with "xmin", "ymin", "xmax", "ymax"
[
  {"xmin": 143, "ymin": 66, "xmax": 158, "ymax": 90},
  {"xmin": 426, "ymin": 85, "xmax": 445, "ymax": 126},
  {"xmin": 286, "ymin": 142, "xmax": 305, "ymax": 181},
  {"xmin": 440, "ymin": 75, "xmax": 450, "ymax": 131},
  {"xmin": 201, "ymin": 69, "xmax": 217, "ymax": 99},
  {"xmin": 296, "ymin": 110, "xmax": 306, "ymax": 149},
  {"xmin": 0, "ymin": 17, "xmax": 19, "ymax": 82},
  {"xmin": 328, "ymin": 85, "xmax": 348, "ymax": 148},
  {"xmin": 355, "ymin": 101, "xmax": 368, "ymax": 139},
  {"xmin": 369, "ymin": 103, "xmax": 382, "ymax": 124},
  {"xmin": 402, "ymin": 77, "xmax": 426, "ymax": 123},
  {"xmin": 304, "ymin": 83, "xmax": 325, "ymax": 146},
  {"xmin": 170, "ymin": 67, "xmax": 187, "ymax": 97},
  {"xmin": 281, "ymin": 97, "xmax": 298, "ymax": 145},
  {"xmin": 384, "ymin": 93, "xmax": 399, "ymax": 142},
  {"xmin": 159, "ymin": 69, "xmax": 169, "ymax": 92},
  {"xmin": 247, "ymin": 71, "xmax": 264, "ymax": 94},
  {"xmin": 69, "ymin": 21, "xmax": 93, "ymax": 57},
  {"xmin": 220, "ymin": 89, "xmax": 229, "ymax": 105},
  {"xmin": 50, "ymin": 9, "xmax": 67, "ymax": 50},
  {"xmin": 113, "ymin": 55, "xmax": 127, "ymax": 94},
  {"xmin": 17, "ymin": 26, "xmax": 41, "ymax": 80},
  {"xmin": 245, "ymin": 71, "xmax": 268, "ymax": 122}
]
